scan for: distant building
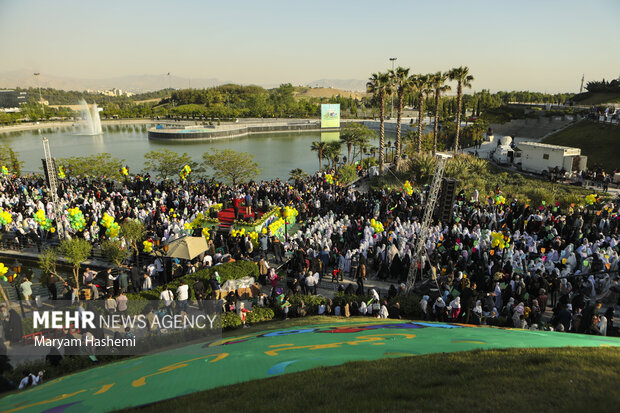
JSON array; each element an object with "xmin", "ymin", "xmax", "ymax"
[{"xmin": 0, "ymin": 90, "xmax": 28, "ymax": 108}]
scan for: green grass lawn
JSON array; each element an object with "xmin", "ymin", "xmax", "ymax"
[
  {"xmin": 124, "ymin": 346, "xmax": 620, "ymax": 413},
  {"xmin": 543, "ymin": 120, "xmax": 620, "ymax": 170}
]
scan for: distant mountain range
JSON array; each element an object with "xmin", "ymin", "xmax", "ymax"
[{"xmin": 0, "ymin": 69, "xmax": 367, "ymax": 92}]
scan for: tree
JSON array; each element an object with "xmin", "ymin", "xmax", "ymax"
[
  {"xmin": 448, "ymin": 66, "xmax": 474, "ymax": 153},
  {"xmin": 38, "ymin": 247, "xmax": 66, "ymax": 288},
  {"xmin": 389, "ymin": 67, "xmax": 413, "ymax": 162},
  {"xmin": 0, "ymin": 144, "xmax": 23, "ymax": 176},
  {"xmin": 120, "ymin": 219, "xmax": 145, "ymax": 264},
  {"xmin": 310, "ymin": 141, "xmax": 328, "ymax": 172},
  {"xmin": 367, "ymin": 72, "xmax": 393, "ymax": 173},
  {"xmin": 202, "ymin": 149, "xmax": 261, "ymax": 185},
  {"xmin": 289, "ymin": 168, "xmax": 306, "ymax": 182},
  {"xmin": 323, "ymin": 141, "xmax": 343, "ymax": 169},
  {"xmin": 59, "ymin": 238, "xmax": 92, "ymax": 289},
  {"xmin": 57, "ymin": 153, "xmax": 125, "ymax": 179},
  {"xmin": 143, "ymin": 149, "xmax": 200, "ymax": 180},
  {"xmin": 410, "ymin": 75, "xmax": 432, "ymax": 154},
  {"xmin": 339, "ymin": 123, "xmax": 375, "ymax": 164},
  {"xmin": 430, "ymin": 72, "xmax": 451, "ymax": 155},
  {"xmin": 101, "ymin": 239, "xmax": 130, "ymax": 270}
]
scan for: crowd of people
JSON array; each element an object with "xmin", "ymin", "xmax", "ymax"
[{"xmin": 0, "ymin": 167, "xmax": 619, "ymax": 338}]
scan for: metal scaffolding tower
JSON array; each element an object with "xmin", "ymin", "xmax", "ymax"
[
  {"xmin": 42, "ymin": 137, "xmax": 65, "ymax": 240},
  {"xmin": 405, "ymin": 154, "xmax": 450, "ymax": 292}
]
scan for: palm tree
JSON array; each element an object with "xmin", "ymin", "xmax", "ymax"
[
  {"xmin": 310, "ymin": 141, "xmax": 327, "ymax": 172},
  {"xmin": 366, "ymin": 72, "xmax": 393, "ymax": 173},
  {"xmin": 429, "ymin": 72, "xmax": 451, "ymax": 155},
  {"xmin": 448, "ymin": 66, "xmax": 474, "ymax": 153},
  {"xmin": 411, "ymin": 74, "xmax": 433, "ymax": 154},
  {"xmin": 324, "ymin": 141, "xmax": 342, "ymax": 170},
  {"xmin": 289, "ymin": 168, "xmax": 306, "ymax": 182},
  {"xmin": 389, "ymin": 67, "xmax": 412, "ymax": 162}
]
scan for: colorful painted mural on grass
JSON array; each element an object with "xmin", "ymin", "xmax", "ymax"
[{"xmin": 1, "ymin": 320, "xmax": 618, "ymax": 413}]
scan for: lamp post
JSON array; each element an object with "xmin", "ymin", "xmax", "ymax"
[
  {"xmin": 12, "ymin": 260, "xmax": 24, "ymax": 316},
  {"xmin": 389, "ymin": 57, "xmax": 397, "ymax": 118},
  {"xmin": 33, "ymin": 72, "xmax": 45, "ymax": 116},
  {"xmin": 280, "ymin": 207, "xmax": 288, "ymax": 242}
]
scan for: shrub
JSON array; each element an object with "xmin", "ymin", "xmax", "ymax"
[
  {"xmin": 222, "ymin": 312, "xmax": 241, "ymax": 329},
  {"xmin": 338, "ymin": 164, "xmax": 358, "ymax": 184},
  {"xmin": 246, "ymin": 306, "xmax": 274, "ymax": 324},
  {"xmin": 288, "ymin": 294, "xmax": 327, "ymax": 315}
]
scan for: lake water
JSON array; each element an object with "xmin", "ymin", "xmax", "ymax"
[{"xmin": 1, "ymin": 124, "xmax": 391, "ymax": 180}]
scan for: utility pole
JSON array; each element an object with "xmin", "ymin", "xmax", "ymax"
[
  {"xmin": 579, "ymin": 74, "xmax": 585, "ymax": 94},
  {"xmin": 33, "ymin": 72, "xmax": 44, "ymax": 115},
  {"xmin": 389, "ymin": 57, "xmax": 397, "ymax": 118}
]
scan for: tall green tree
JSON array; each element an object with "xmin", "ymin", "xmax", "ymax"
[
  {"xmin": 366, "ymin": 72, "xmax": 393, "ymax": 173},
  {"xmin": 323, "ymin": 141, "xmax": 343, "ymax": 169},
  {"xmin": 430, "ymin": 72, "xmax": 451, "ymax": 155},
  {"xmin": 411, "ymin": 75, "xmax": 433, "ymax": 154},
  {"xmin": 59, "ymin": 238, "xmax": 92, "ymax": 290},
  {"xmin": 202, "ymin": 149, "xmax": 261, "ymax": 185},
  {"xmin": 143, "ymin": 149, "xmax": 200, "ymax": 180},
  {"xmin": 120, "ymin": 219, "xmax": 145, "ymax": 264},
  {"xmin": 448, "ymin": 66, "xmax": 474, "ymax": 153},
  {"xmin": 389, "ymin": 67, "xmax": 413, "ymax": 162},
  {"xmin": 0, "ymin": 144, "xmax": 23, "ymax": 176},
  {"xmin": 339, "ymin": 123, "xmax": 375, "ymax": 164},
  {"xmin": 57, "ymin": 153, "xmax": 124, "ymax": 179},
  {"xmin": 310, "ymin": 141, "xmax": 328, "ymax": 172}
]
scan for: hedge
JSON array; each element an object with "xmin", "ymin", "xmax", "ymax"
[{"xmin": 127, "ymin": 260, "xmax": 259, "ymax": 302}]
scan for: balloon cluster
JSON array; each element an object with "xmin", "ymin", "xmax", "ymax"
[
  {"xmin": 184, "ymin": 222, "xmax": 193, "ymax": 232},
  {"xmin": 202, "ymin": 227, "xmax": 211, "ymax": 241},
  {"xmin": 143, "ymin": 239, "xmax": 154, "ymax": 253},
  {"xmin": 231, "ymin": 228, "xmax": 246, "ymax": 237},
  {"xmin": 1, "ymin": 166, "xmax": 8, "ymax": 176},
  {"xmin": 495, "ymin": 195, "xmax": 506, "ymax": 206},
  {"xmin": 0, "ymin": 209, "xmax": 12, "ymax": 226},
  {"xmin": 179, "ymin": 165, "xmax": 191, "ymax": 180},
  {"xmin": 100, "ymin": 213, "xmax": 120, "ymax": 239},
  {"xmin": 269, "ymin": 218, "xmax": 285, "ymax": 234},
  {"xmin": 68, "ymin": 207, "xmax": 86, "ymax": 231},
  {"xmin": 585, "ymin": 194, "xmax": 598, "ymax": 205},
  {"xmin": 325, "ymin": 174, "xmax": 334, "ymax": 184},
  {"xmin": 33, "ymin": 209, "xmax": 54, "ymax": 232},
  {"xmin": 281, "ymin": 206, "xmax": 298, "ymax": 219},
  {"xmin": 403, "ymin": 180, "xmax": 413, "ymax": 196},
  {"xmin": 370, "ymin": 218, "xmax": 384, "ymax": 233},
  {"xmin": 120, "ymin": 167, "xmax": 129, "ymax": 176},
  {"xmin": 58, "ymin": 166, "xmax": 66, "ymax": 179},
  {"xmin": 491, "ymin": 232, "xmax": 510, "ymax": 250},
  {"xmin": 169, "ymin": 208, "xmax": 178, "ymax": 219},
  {"xmin": 0, "ymin": 262, "xmax": 9, "ymax": 282},
  {"xmin": 248, "ymin": 231, "xmax": 259, "ymax": 246}
]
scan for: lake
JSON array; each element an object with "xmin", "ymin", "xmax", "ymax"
[{"xmin": 0, "ymin": 124, "xmax": 392, "ymax": 180}]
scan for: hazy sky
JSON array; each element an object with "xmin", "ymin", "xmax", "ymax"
[{"xmin": 1, "ymin": 0, "xmax": 619, "ymax": 92}]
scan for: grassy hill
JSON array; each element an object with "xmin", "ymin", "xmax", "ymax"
[
  {"xmin": 572, "ymin": 92, "xmax": 620, "ymax": 105},
  {"xmin": 125, "ymin": 347, "xmax": 620, "ymax": 413},
  {"xmin": 542, "ymin": 119, "xmax": 620, "ymax": 170}
]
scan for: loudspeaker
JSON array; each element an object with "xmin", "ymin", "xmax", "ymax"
[{"xmin": 437, "ymin": 178, "xmax": 458, "ymax": 224}]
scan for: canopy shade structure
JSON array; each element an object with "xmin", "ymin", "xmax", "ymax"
[{"xmin": 165, "ymin": 236, "xmax": 208, "ymax": 260}]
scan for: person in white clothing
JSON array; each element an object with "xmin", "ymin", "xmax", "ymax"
[{"xmin": 160, "ymin": 287, "xmax": 174, "ymax": 315}]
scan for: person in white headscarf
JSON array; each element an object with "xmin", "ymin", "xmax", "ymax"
[
  {"xmin": 449, "ymin": 297, "xmax": 461, "ymax": 320},
  {"xmin": 420, "ymin": 295, "xmax": 430, "ymax": 321},
  {"xmin": 433, "ymin": 297, "xmax": 447, "ymax": 322},
  {"xmin": 472, "ymin": 300, "xmax": 483, "ymax": 325}
]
